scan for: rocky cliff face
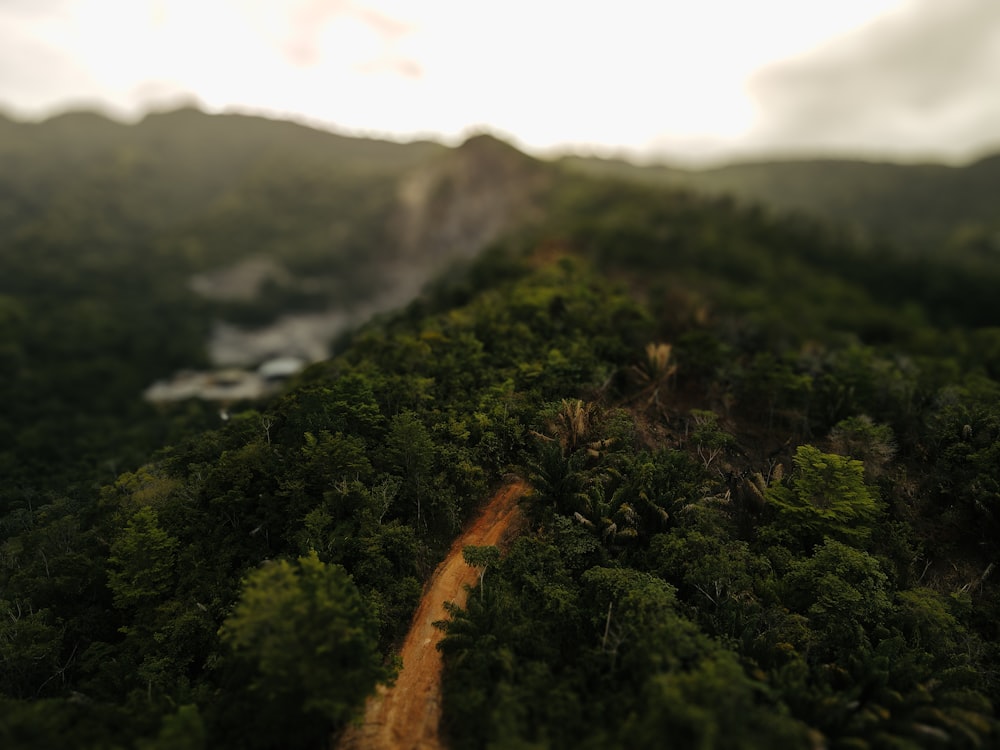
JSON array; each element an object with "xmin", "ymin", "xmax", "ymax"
[{"xmin": 393, "ymin": 133, "xmax": 551, "ymax": 268}]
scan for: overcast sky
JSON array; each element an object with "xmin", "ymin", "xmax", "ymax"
[{"xmin": 2, "ymin": 0, "xmax": 998, "ymax": 164}]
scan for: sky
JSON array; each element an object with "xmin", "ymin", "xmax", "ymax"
[{"xmin": 2, "ymin": 0, "xmax": 999, "ymax": 165}]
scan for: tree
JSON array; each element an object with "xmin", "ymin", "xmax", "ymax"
[
  {"xmin": 218, "ymin": 551, "xmax": 390, "ymax": 744},
  {"xmin": 783, "ymin": 539, "xmax": 891, "ymax": 659},
  {"xmin": 383, "ymin": 410, "xmax": 435, "ymax": 529},
  {"xmin": 462, "ymin": 545, "xmax": 500, "ymax": 601},
  {"xmin": 546, "ymin": 398, "xmax": 597, "ymax": 455},
  {"xmin": 767, "ymin": 445, "xmax": 881, "ymax": 550},
  {"xmin": 137, "ymin": 705, "xmax": 205, "ymax": 750},
  {"xmin": 619, "ymin": 652, "xmax": 810, "ymax": 750},
  {"xmin": 630, "ymin": 342, "xmax": 678, "ymax": 413},
  {"xmin": 650, "ymin": 530, "xmax": 769, "ymax": 637},
  {"xmin": 827, "ymin": 415, "xmax": 896, "ymax": 480},
  {"xmin": 107, "ymin": 506, "xmax": 178, "ymax": 611},
  {"xmin": 0, "ymin": 601, "xmax": 64, "ymax": 699},
  {"xmin": 739, "ymin": 352, "xmax": 812, "ymax": 430},
  {"xmin": 689, "ymin": 409, "xmax": 734, "ymax": 470}
]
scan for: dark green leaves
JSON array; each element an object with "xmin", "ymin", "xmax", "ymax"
[
  {"xmin": 768, "ymin": 445, "xmax": 882, "ymax": 550},
  {"xmin": 219, "ymin": 551, "xmax": 389, "ymax": 739}
]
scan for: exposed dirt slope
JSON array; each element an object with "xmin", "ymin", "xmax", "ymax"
[{"xmin": 335, "ymin": 481, "xmax": 528, "ymax": 750}]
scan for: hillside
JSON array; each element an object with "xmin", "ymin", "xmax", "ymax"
[
  {"xmin": 2, "ymin": 109, "xmax": 1000, "ymax": 749},
  {"xmin": 562, "ymin": 151, "xmax": 1000, "ymax": 253},
  {"xmin": 0, "ymin": 107, "xmax": 444, "ymax": 236},
  {"xmin": 0, "ymin": 109, "xmax": 548, "ymax": 498}
]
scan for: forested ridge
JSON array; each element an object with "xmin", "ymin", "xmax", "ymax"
[
  {"xmin": 563, "ymin": 150, "xmax": 1000, "ymax": 254},
  {"xmin": 2, "ymin": 110, "xmax": 1000, "ymax": 749}
]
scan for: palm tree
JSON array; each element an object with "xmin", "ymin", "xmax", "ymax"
[
  {"xmin": 630, "ymin": 342, "xmax": 678, "ymax": 414},
  {"xmin": 527, "ymin": 399, "xmax": 619, "ymax": 525}
]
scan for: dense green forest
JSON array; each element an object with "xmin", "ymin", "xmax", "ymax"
[{"xmin": 2, "ymin": 109, "xmax": 1000, "ymax": 749}]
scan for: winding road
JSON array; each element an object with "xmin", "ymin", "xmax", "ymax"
[{"xmin": 335, "ymin": 480, "xmax": 528, "ymax": 750}]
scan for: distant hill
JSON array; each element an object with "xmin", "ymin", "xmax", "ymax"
[
  {"xmin": 3, "ymin": 104, "xmax": 997, "ymax": 499},
  {"xmin": 561, "ymin": 151, "xmax": 1000, "ymax": 252},
  {"xmin": 0, "ymin": 107, "xmax": 446, "ymax": 240},
  {"xmin": 0, "ymin": 107, "xmax": 551, "ymax": 493}
]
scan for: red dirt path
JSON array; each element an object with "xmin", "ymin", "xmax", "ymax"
[{"xmin": 334, "ymin": 481, "xmax": 528, "ymax": 750}]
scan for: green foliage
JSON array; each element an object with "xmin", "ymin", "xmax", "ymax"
[
  {"xmin": 0, "ymin": 601, "xmax": 64, "ymax": 700},
  {"xmin": 783, "ymin": 540, "xmax": 892, "ymax": 659},
  {"xmin": 767, "ymin": 445, "xmax": 882, "ymax": 550},
  {"xmin": 827, "ymin": 415, "xmax": 896, "ymax": 480},
  {"xmin": 137, "ymin": 705, "xmax": 206, "ymax": 750},
  {"xmin": 440, "ymin": 544, "xmax": 810, "ymax": 749},
  {"xmin": 650, "ymin": 530, "xmax": 770, "ymax": 638},
  {"xmin": 924, "ymin": 393, "xmax": 1000, "ymax": 544},
  {"xmin": 107, "ymin": 506, "xmax": 178, "ymax": 611},
  {"xmin": 0, "ymin": 696, "xmax": 148, "ymax": 750},
  {"xmin": 5, "ymin": 112, "xmax": 1000, "ymax": 749},
  {"xmin": 620, "ymin": 653, "xmax": 810, "ymax": 750},
  {"xmin": 892, "ymin": 588, "xmax": 963, "ymax": 657},
  {"xmin": 689, "ymin": 409, "xmax": 735, "ymax": 469},
  {"xmin": 383, "ymin": 410, "xmax": 442, "ymax": 532},
  {"xmin": 218, "ymin": 551, "xmax": 389, "ymax": 744},
  {"xmin": 462, "ymin": 545, "xmax": 501, "ymax": 600}
]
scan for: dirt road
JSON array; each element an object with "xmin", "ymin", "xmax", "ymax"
[{"xmin": 335, "ymin": 480, "xmax": 528, "ymax": 750}]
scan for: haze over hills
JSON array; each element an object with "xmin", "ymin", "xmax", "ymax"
[
  {"xmin": 3, "ymin": 104, "xmax": 1000, "ymax": 501},
  {"xmin": 0, "ymin": 107, "xmax": 560, "ymax": 493},
  {"xmin": 0, "ymin": 109, "xmax": 550, "ymax": 348},
  {"xmin": 0, "ymin": 107, "xmax": 442, "ymax": 243},
  {"xmin": 562, "ymin": 150, "xmax": 1000, "ymax": 253},
  {"xmin": 3, "ymin": 106, "xmax": 1000, "ymax": 749},
  {"xmin": 6, "ymin": 105, "xmax": 1000, "ymax": 254}
]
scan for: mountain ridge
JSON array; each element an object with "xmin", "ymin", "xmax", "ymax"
[{"xmin": 560, "ymin": 149, "xmax": 1000, "ymax": 250}]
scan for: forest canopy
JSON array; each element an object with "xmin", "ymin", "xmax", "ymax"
[{"xmin": 2, "ymin": 109, "xmax": 1000, "ymax": 749}]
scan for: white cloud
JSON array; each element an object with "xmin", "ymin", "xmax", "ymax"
[
  {"xmin": 744, "ymin": 0, "xmax": 1000, "ymax": 161},
  {"xmin": 4, "ymin": 0, "xmax": 996, "ymax": 164}
]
